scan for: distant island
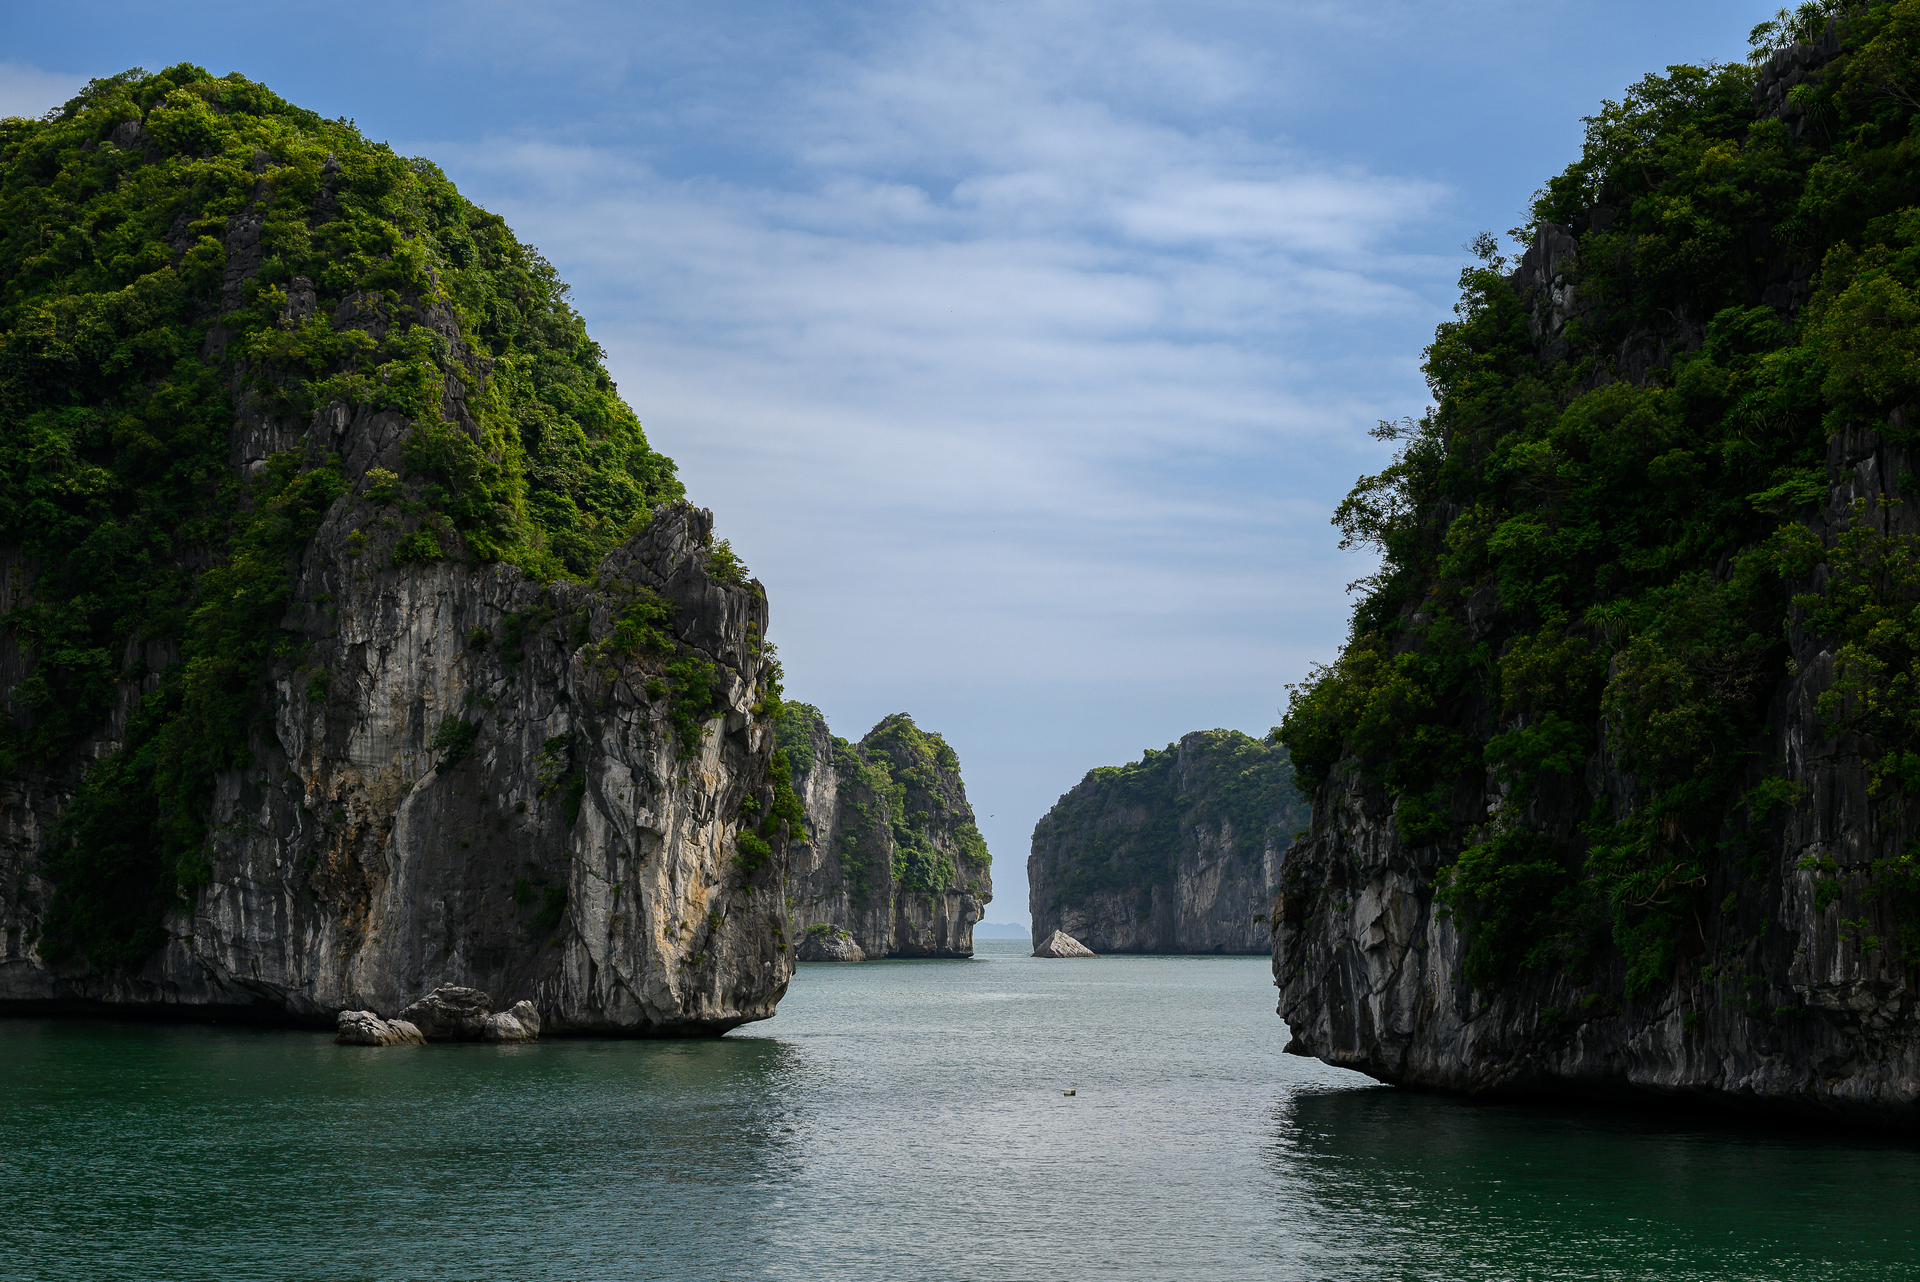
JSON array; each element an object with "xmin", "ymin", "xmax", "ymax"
[
  {"xmin": 971, "ymin": 922, "xmax": 1030, "ymax": 940},
  {"xmin": 1028, "ymin": 730, "xmax": 1306, "ymax": 954}
]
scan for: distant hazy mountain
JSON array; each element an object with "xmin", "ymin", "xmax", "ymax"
[{"xmin": 971, "ymin": 922, "xmax": 1031, "ymax": 940}]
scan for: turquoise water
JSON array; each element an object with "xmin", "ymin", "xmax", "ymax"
[{"xmin": 5, "ymin": 940, "xmax": 1920, "ymax": 1280}]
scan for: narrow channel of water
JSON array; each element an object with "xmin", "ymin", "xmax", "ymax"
[{"xmin": 4, "ymin": 940, "xmax": 1917, "ymax": 1280}]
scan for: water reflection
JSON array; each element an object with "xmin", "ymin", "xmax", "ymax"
[
  {"xmin": 2, "ymin": 1021, "xmax": 809, "ymax": 1280},
  {"xmin": 1269, "ymin": 1085, "xmax": 1920, "ymax": 1279}
]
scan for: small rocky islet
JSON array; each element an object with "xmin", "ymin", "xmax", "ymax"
[{"xmin": 335, "ymin": 986, "xmax": 541, "ymax": 1046}]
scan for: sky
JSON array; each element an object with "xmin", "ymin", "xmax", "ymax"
[{"xmin": 5, "ymin": 0, "xmax": 1780, "ymax": 927}]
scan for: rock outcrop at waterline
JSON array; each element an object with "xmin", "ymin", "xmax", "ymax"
[
  {"xmin": 0, "ymin": 67, "xmax": 795, "ymax": 1035},
  {"xmin": 795, "ymin": 926, "xmax": 865, "ymax": 961},
  {"xmin": 335, "ymin": 1010, "xmax": 425, "ymax": 1045},
  {"xmin": 1033, "ymin": 929, "xmax": 1094, "ymax": 958},
  {"xmin": 334, "ymin": 985, "xmax": 542, "ymax": 1044},
  {"xmin": 775, "ymin": 704, "xmax": 992, "ymax": 958},
  {"xmin": 1029, "ymin": 730, "xmax": 1306, "ymax": 954},
  {"xmin": 1274, "ymin": 20, "xmax": 1920, "ymax": 1126}
]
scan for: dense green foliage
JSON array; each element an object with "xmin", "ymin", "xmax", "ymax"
[
  {"xmin": 1, "ymin": 66, "xmax": 684, "ymax": 967},
  {"xmin": 1279, "ymin": 3, "xmax": 1920, "ymax": 996},
  {"xmin": 771, "ymin": 700, "xmax": 827, "ymax": 779},
  {"xmin": 1036, "ymin": 730, "xmax": 1307, "ymax": 913},
  {"xmin": 861, "ymin": 713, "xmax": 974, "ymax": 897}
]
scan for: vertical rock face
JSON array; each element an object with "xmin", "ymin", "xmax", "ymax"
[
  {"xmin": 1274, "ymin": 421, "xmax": 1920, "ymax": 1123},
  {"xmin": 777, "ymin": 705, "xmax": 992, "ymax": 958},
  {"xmin": 1029, "ymin": 730, "xmax": 1306, "ymax": 954},
  {"xmin": 0, "ymin": 503, "xmax": 795, "ymax": 1033}
]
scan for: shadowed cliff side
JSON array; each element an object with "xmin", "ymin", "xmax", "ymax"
[
  {"xmin": 1030, "ymin": 730, "xmax": 1306, "ymax": 954},
  {"xmin": 775, "ymin": 704, "xmax": 991, "ymax": 958},
  {"xmin": 1275, "ymin": 9, "xmax": 1920, "ymax": 1125}
]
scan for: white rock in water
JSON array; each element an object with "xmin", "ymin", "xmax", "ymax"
[
  {"xmin": 1033, "ymin": 929, "xmax": 1095, "ymax": 958},
  {"xmin": 334, "ymin": 1010, "xmax": 425, "ymax": 1046},
  {"xmin": 482, "ymin": 1000, "xmax": 543, "ymax": 1042}
]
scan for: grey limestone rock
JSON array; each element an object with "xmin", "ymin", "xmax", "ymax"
[
  {"xmin": 482, "ymin": 1000, "xmax": 542, "ymax": 1043},
  {"xmin": 1028, "ymin": 730, "xmax": 1305, "ymax": 954},
  {"xmin": 1033, "ymin": 930, "xmax": 1094, "ymax": 958},
  {"xmin": 335, "ymin": 1010, "xmax": 425, "ymax": 1046},
  {"xmin": 400, "ymin": 986, "xmax": 493, "ymax": 1041},
  {"xmin": 107, "ymin": 119, "xmax": 146, "ymax": 151}
]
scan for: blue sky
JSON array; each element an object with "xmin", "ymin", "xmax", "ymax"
[{"xmin": 6, "ymin": 1, "xmax": 1776, "ymax": 926}]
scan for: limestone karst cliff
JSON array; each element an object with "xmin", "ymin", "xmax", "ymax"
[
  {"xmin": 1275, "ymin": 13, "xmax": 1920, "ymax": 1125},
  {"xmin": 775, "ymin": 703, "xmax": 991, "ymax": 958},
  {"xmin": 0, "ymin": 66, "xmax": 798, "ymax": 1033},
  {"xmin": 1029, "ymin": 730, "xmax": 1305, "ymax": 954}
]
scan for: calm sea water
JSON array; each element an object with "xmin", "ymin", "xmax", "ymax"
[{"xmin": 5, "ymin": 940, "xmax": 1920, "ymax": 1280}]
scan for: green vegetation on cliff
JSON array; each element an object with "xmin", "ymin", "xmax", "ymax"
[
  {"xmin": 1035, "ymin": 729, "xmax": 1306, "ymax": 913},
  {"xmin": 1279, "ymin": 3, "xmax": 1920, "ymax": 996},
  {"xmin": 0, "ymin": 66, "xmax": 685, "ymax": 967}
]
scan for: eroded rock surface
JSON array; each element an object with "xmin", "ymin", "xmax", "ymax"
[
  {"xmin": 400, "ymin": 986, "xmax": 494, "ymax": 1041},
  {"xmin": 795, "ymin": 928, "xmax": 866, "ymax": 962},
  {"xmin": 335, "ymin": 1010, "xmax": 425, "ymax": 1046},
  {"xmin": 483, "ymin": 1000, "xmax": 541, "ymax": 1043},
  {"xmin": 0, "ymin": 504, "xmax": 795, "ymax": 1034}
]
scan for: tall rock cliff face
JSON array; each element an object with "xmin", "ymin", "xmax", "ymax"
[
  {"xmin": 0, "ymin": 68, "xmax": 795, "ymax": 1033},
  {"xmin": 1029, "ymin": 730, "xmax": 1306, "ymax": 954},
  {"xmin": 776, "ymin": 705, "xmax": 991, "ymax": 958},
  {"xmin": 1275, "ymin": 419, "xmax": 1920, "ymax": 1120},
  {"xmin": 1275, "ymin": 19, "xmax": 1920, "ymax": 1125},
  {"xmin": 1, "ymin": 506, "xmax": 793, "ymax": 1032}
]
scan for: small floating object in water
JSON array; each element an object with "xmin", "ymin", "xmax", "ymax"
[{"xmin": 1063, "ymin": 1089, "xmax": 1076, "ymax": 1096}]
